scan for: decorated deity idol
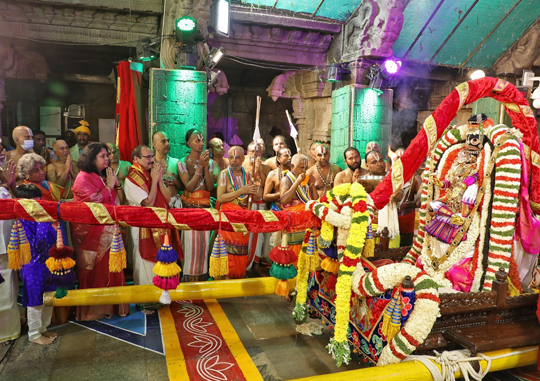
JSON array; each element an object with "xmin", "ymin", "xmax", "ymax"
[{"xmin": 425, "ymin": 114, "xmax": 490, "ymax": 245}]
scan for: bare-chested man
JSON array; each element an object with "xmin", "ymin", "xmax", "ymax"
[
  {"xmin": 334, "ymin": 147, "xmax": 367, "ymax": 186},
  {"xmin": 244, "ymin": 141, "xmax": 271, "ymax": 183},
  {"xmin": 307, "ymin": 141, "xmax": 322, "ymax": 168},
  {"xmin": 153, "ymin": 131, "xmax": 182, "ymax": 207},
  {"xmin": 106, "ymin": 143, "xmax": 131, "ymax": 186},
  {"xmin": 217, "ymin": 146, "xmax": 261, "ymax": 279},
  {"xmin": 178, "ymin": 129, "xmax": 214, "ymax": 281},
  {"xmin": 263, "ymin": 148, "xmax": 292, "ymax": 211},
  {"xmin": 46, "ymin": 140, "xmax": 77, "ymax": 199},
  {"xmin": 7, "ymin": 126, "xmax": 33, "ymax": 168},
  {"xmin": 208, "ymin": 137, "xmax": 228, "ymax": 202},
  {"xmin": 264, "ymin": 135, "xmax": 287, "ymax": 170},
  {"xmin": 306, "ymin": 143, "xmax": 341, "ymax": 198}
]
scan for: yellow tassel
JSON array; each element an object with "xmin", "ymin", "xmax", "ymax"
[
  {"xmin": 275, "ymin": 279, "xmax": 289, "ymax": 297},
  {"xmin": 220, "ymin": 256, "xmax": 229, "ymax": 276},
  {"xmin": 307, "ymin": 255, "xmax": 320, "ymax": 272},
  {"xmin": 46, "ymin": 257, "xmax": 76, "ymax": 272},
  {"xmin": 209, "ymin": 256, "xmax": 221, "ymax": 278},
  {"xmin": 17, "ymin": 220, "xmax": 31, "ymax": 266},
  {"xmin": 153, "ymin": 261, "xmax": 182, "ymax": 278},
  {"xmin": 363, "ymin": 238, "xmax": 375, "ymax": 258},
  {"xmin": 7, "ymin": 248, "xmax": 22, "ymax": 270},
  {"xmin": 320, "ymin": 257, "xmax": 340, "ymax": 274},
  {"xmin": 109, "ymin": 248, "xmax": 126, "ymax": 273},
  {"xmin": 382, "ymin": 289, "xmax": 402, "ymax": 342}
]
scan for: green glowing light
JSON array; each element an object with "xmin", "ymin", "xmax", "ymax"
[{"xmin": 177, "ymin": 17, "xmax": 196, "ymax": 32}]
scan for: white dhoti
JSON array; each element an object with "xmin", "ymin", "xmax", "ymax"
[
  {"xmin": 0, "ymin": 251, "xmax": 21, "ymax": 344},
  {"xmin": 130, "ymin": 226, "xmax": 156, "ymax": 286}
]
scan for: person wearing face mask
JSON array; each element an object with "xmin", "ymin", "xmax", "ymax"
[
  {"xmin": 69, "ymin": 121, "xmax": 91, "ymax": 163},
  {"xmin": 7, "ymin": 126, "xmax": 34, "ymax": 168}
]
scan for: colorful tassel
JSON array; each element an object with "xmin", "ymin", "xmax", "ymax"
[
  {"xmin": 362, "ymin": 225, "xmax": 375, "ymax": 258},
  {"xmin": 7, "ymin": 220, "xmax": 31, "ymax": 270},
  {"xmin": 268, "ymin": 232, "xmax": 298, "ymax": 297},
  {"xmin": 275, "ymin": 279, "xmax": 290, "ymax": 297},
  {"xmin": 320, "ymin": 257, "xmax": 340, "ymax": 274},
  {"xmin": 109, "ymin": 226, "xmax": 127, "ymax": 273},
  {"xmin": 209, "ymin": 234, "xmax": 228, "ymax": 278},
  {"xmin": 382, "ymin": 287, "xmax": 402, "ymax": 342},
  {"xmin": 46, "ymin": 225, "xmax": 76, "ymax": 299},
  {"xmin": 306, "ymin": 232, "xmax": 319, "ymax": 272},
  {"xmin": 152, "ymin": 234, "xmax": 181, "ymax": 305}
]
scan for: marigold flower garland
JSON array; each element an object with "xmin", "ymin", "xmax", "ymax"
[
  {"xmin": 293, "ymin": 229, "xmax": 313, "ymax": 324},
  {"xmin": 306, "ymin": 182, "xmax": 369, "ymax": 366}
]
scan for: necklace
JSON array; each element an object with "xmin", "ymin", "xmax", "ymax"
[
  {"xmin": 316, "ymin": 163, "xmax": 334, "ymax": 188},
  {"xmin": 187, "ymin": 155, "xmax": 199, "ymax": 169}
]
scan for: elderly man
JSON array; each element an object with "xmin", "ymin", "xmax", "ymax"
[
  {"xmin": 264, "ymin": 135, "xmax": 287, "ymax": 170},
  {"xmin": 69, "ymin": 120, "xmax": 91, "ymax": 162},
  {"xmin": 106, "ymin": 142, "xmax": 131, "ymax": 186},
  {"xmin": 334, "ymin": 147, "xmax": 367, "ymax": 186},
  {"xmin": 7, "ymin": 125, "xmax": 33, "ymax": 167},
  {"xmin": 217, "ymin": 146, "xmax": 261, "ymax": 279},
  {"xmin": 46, "ymin": 140, "xmax": 77, "ymax": 199},
  {"xmin": 280, "ymin": 154, "xmax": 316, "ymax": 264},
  {"xmin": 152, "ymin": 131, "xmax": 182, "ymax": 204},
  {"xmin": 125, "ymin": 145, "xmax": 180, "ymax": 298},
  {"xmin": 306, "ymin": 143, "xmax": 341, "ymax": 198}
]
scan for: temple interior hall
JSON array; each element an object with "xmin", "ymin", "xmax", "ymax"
[{"xmin": 1, "ymin": 0, "xmax": 540, "ymax": 380}]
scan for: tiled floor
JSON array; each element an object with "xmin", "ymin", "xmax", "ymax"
[{"xmin": 0, "ymin": 294, "xmax": 366, "ymax": 381}]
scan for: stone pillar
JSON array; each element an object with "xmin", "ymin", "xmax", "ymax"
[
  {"xmin": 160, "ymin": 0, "xmax": 212, "ymax": 69},
  {"xmin": 149, "ymin": 68, "xmax": 207, "ymax": 159}
]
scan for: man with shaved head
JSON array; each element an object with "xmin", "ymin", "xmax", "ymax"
[
  {"xmin": 243, "ymin": 141, "xmax": 271, "ymax": 273},
  {"xmin": 46, "ymin": 139, "xmax": 77, "ymax": 199},
  {"xmin": 306, "ymin": 143, "xmax": 341, "ymax": 198},
  {"xmin": 7, "ymin": 126, "xmax": 33, "ymax": 168},
  {"xmin": 217, "ymin": 146, "xmax": 262, "ymax": 279},
  {"xmin": 264, "ymin": 135, "xmax": 287, "ymax": 170},
  {"xmin": 307, "ymin": 141, "xmax": 322, "ymax": 169},
  {"xmin": 280, "ymin": 154, "xmax": 317, "ymax": 282},
  {"xmin": 153, "ymin": 131, "xmax": 182, "ymax": 204}
]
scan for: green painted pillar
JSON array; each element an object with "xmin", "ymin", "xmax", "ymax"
[
  {"xmin": 149, "ymin": 68, "xmax": 207, "ymax": 159},
  {"xmin": 331, "ymin": 85, "xmax": 393, "ymax": 169}
]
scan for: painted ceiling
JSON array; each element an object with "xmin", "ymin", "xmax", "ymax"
[{"xmin": 232, "ymin": 0, "xmax": 540, "ymax": 69}]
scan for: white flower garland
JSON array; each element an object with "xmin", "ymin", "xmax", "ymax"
[{"xmin": 351, "ymin": 262, "xmax": 440, "ymax": 366}]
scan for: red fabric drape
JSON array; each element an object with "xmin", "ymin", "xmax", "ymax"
[
  {"xmin": 370, "ymin": 77, "xmax": 540, "ymax": 211},
  {"xmin": 115, "ymin": 61, "xmax": 143, "ymax": 162},
  {"xmin": 0, "ymin": 199, "xmax": 320, "ymax": 233}
]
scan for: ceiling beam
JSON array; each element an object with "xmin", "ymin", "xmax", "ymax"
[
  {"xmin": 230, "ymin": 5, "xmax": 341, "ymax": 33},
  {"xmin": 403, "ymin": 0, "xmax": 446, "ymax": 59},
  {"xmin": 429, "ymin": 0, "xmax": 480, "ymax": 63},
  {"xmin": 460, "ymin": 0, "xmax": 523, "ymax": 68}
]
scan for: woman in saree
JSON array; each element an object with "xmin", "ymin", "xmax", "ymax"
[
  {"xmin": 18, "ymin": 153, "xmax": 65, "ymax": 201},
  {"xmin": 71, "ymin": 143, "xmax": 129, "ymax": 321}
]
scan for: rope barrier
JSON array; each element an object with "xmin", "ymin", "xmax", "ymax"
[{"xmin": 405, "ymin": 349, "xmax": 491, "ymax": 381}]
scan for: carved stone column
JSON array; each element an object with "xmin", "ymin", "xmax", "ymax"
[{"xmin": 160, "ymin": 0, "xmax": 212, "ymax": 69}]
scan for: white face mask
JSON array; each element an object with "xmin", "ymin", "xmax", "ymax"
[{"xmin": 21, "ymin": 140, "xmax": 34, "ymax": 151}]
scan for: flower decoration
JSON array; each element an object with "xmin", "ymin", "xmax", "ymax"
[{"xmin": 305, "ymin": 182, "xmax": 369, "ymax": 366}]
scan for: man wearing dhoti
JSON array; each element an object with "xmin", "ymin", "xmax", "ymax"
[
  {"xmin": 178, "ymin": 129, "xmax": 214, "ymax": 281},
  {"xmin": 217, "ymin": 146, "xmax": 262, "ymax": 279},
  {"xmin": 280, "ymin": 154, "xmax": 317, "ymax": 255}
]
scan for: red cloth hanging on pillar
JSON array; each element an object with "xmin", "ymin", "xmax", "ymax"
[{"xmin": 115, "ymin": 61, "xmax": 143, "ymax": 162}]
